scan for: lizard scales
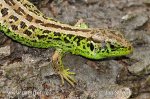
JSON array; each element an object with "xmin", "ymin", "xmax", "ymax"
[
  {"xmin": 0, "ymin": 0, "xmax": 132, "ymax": 59},
  {"xmin": 0, "ymin": 0, "xmax": 133, "ymax": 86}
]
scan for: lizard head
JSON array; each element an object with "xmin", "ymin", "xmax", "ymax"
[{"xmin": 82, "ymin": 29, "xmax": 133, "ymax": 59}]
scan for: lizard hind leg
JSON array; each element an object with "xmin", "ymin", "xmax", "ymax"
[
  {"xmin": 74, "ymin": 19, "xmax": 89, "ymax": 29},
  {"xmin": 52, "ymin": 48, "xmax": 76, "ymax": 86}
]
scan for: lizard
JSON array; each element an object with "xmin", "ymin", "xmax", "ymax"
[{"xmin": 0, "ymin": 0, "xmax": 133, "ymax": 86}]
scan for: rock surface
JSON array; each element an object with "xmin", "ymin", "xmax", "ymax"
[{"xmin": 0, "ymin": 0, "xmax": 150, "ymax": 98}]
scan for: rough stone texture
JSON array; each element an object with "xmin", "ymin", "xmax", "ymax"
[{"xmin": 0, "ymin": 0, "xmax": 150, "ymax": 99}]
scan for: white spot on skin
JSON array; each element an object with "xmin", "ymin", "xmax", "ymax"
[{"xmin": 8, "ymin": 18, "xmax": 15, "ymax": 23}]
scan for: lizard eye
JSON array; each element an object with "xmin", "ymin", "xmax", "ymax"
[
  {"xmin": 109, "ymin": 44, "xmax": 116, "ymax": 51},
  {"xmin": 110, "ymin": 43, "xmax": 115, "ymax": 49}
]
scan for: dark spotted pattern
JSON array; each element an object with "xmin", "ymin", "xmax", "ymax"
[
  {"xmin": 23, "ymin": 3, "xmax": 41, "ymax": 16},
  {"xmin": 64, "ymin": 37, "xmax": 70, "ymax": 43},
  {"xmin": 23, "ymin": 3, "xmax": 34, "ymax": 8},
  {"xmin": 20, "ymin": 21, "xmax": 27, "ymax": 29},
  {"xmin": 22, "ymin": 1, "xmax": 58, "ymax": 22},
  {"xmin": 11, "ymin": 25, "xmax": 18, "ymax": 30},
  {"xmin": 9, "ymin": 15, "xmax": 19, "ymax": 21},
  {"xmin": 43, "ymin": 30, "xmax": 50, "ymax": 34},
  {"xmin": 40, "ymin": 22, "xmax": 90, "ymax": 32},
  {"xmin": 14, "ymin": 7, "xmax": 26, "ymax": 15},
  {"xmin": 28, "ymin": 25, "xmax": 36, "ymax": 31},
  {"xmin": 33, "ymin": 9, "xmax": 41, "ymax": 15},
  {"xmin": 37, "ymin": 35, "xmax": 48, "ymax": 39},
  {"xmin": 54, "ymin": 32, "xmax": 61, "ymax": 37},
  {"xmin": 35, "ymin": 19, "xmax": 43, "ymax": 24},
  {"xmin": 74, "ymin": 36, "xmax": 85, "ymax": 46},
  {"xmin": 42, "ymin": 15, "xmax": 48, "ymax": 20},
  {"xmin": 26, "ymin": 14, "xmax": 33, "ymax": 22},
  {"xmin": 0, "ymin": 0, "xmax": 133, "ymax": 62},
  {"xmin": 4, "ymin": 0, "xmax": 15, "ymax": 6},
  {"xmin": 23, "ymin": 30, "xmax": 32, "ymax": 36},
  {"xmin": 1, "ymin": 8, "xmax": 9, "ymax": 17},
  {"xmin": 34, "ymin": 19, "xmax": 90, "ymax": 32},
  {"xmin": 3, "ymin": 0, "xmax": 90, "ymax": 33}
]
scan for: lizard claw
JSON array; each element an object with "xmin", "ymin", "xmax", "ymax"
[{"xmin": 58, "ymin": 68, "xmax": 76, "ymax": 87}]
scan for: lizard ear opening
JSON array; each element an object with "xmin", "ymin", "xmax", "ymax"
[{"xmin": 90, "ymin": 42, "xmax": 94, "ymax": 51}]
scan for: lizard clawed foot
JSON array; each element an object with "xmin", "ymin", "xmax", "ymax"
[
  {"xmin": 58, "ymin": 68, "xmax": 76, "ymax": 87},
  {"xmin": 52, "ymin": 49, "xmax": 76, "ymax": 86}
]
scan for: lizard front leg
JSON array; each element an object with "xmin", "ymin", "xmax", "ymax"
[
  {"xmin": 52, "ymin": 48, "xmax": 76, "ymax": 86},
  {"xmin": 51, "ymin": 20, "xmax": 88, "ymax": 86}
]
